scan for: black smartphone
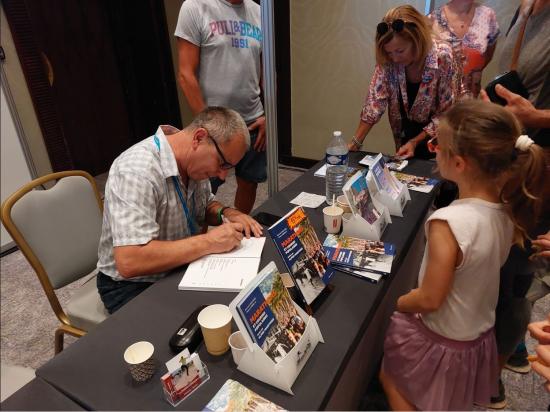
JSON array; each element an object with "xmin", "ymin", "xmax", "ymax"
[
  {"xmin": 485, "ymin": 71, "xmax": 529, "ymax": 106},
  {"xmin": 253, "ymin": 212, "xmax": 282, "ymax": 227}
]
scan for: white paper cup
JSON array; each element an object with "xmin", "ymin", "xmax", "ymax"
[
  {"xmin": 336, "ymin": 195, "xmax": 351, "ymax": 213},
  {"xmin": 228, "ymin": 331, "xmax": 247, "ymax": 365},
  {"xmin": 197, "ymin": 304, "xmax": 232, "ymax": 355},
  {"xmin": 123, "ymin": 341, "xmax": 156, "ymax": 382},
  {"xmin": 323, "ymin": 205, "xmax": 343, "ymax": 234}
]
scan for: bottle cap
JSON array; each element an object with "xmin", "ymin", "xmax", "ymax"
[{"xmin": 333, "ymin": 131, "xmax": 342, "ymax": 137}]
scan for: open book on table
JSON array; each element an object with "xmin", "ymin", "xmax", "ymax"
[{"xmin": 178, "ymin": 237, "xmax": 266, "ymax": 292}]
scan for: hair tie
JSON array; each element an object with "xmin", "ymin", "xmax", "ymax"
[{"xmin": 515, "ymin": 134, "xmax": 534, "ymax": 151}]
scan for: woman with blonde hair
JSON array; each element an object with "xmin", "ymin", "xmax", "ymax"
[{"xmin": 349, "ymin": 5, "xmax": 459, "ymax": 159}]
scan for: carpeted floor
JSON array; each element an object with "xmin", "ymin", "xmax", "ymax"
[{"xmin": 1, "ymin": 166, "xmax": 549, "ymax": 410}]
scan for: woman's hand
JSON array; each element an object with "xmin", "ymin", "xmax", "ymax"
[{"xmin": 396, "ymin": 140, "xmax": 416, "ymax": 158}]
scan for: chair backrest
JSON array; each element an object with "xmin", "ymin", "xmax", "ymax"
[{"xmin": 1, "ymin": 171, "xmax": 103, "ymax": 290}]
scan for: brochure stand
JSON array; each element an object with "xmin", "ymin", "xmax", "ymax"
[
  {"xmin": 367, "ymin": 172, "xmax": 410, "ymax": 217},
  {"xmin": 231, "ymin": 302, "xmax": 324, "ymax": 395},
  {"xmin": 342, "ymin": 204, "xmax": 390, "ymax": 241}
]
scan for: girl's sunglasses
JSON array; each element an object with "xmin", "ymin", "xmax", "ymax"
[
  {"xmin": 376, "ymin": 19, "xmax": 415, "ymax": 36},
  {"xmin": 427, "ymin": 136, "xmax": 438, "ymax": 153}
]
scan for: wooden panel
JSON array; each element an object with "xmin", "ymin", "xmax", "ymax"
[{"xmin": 2, "ymin": 0, "xmax": 73, "ymax": 172}]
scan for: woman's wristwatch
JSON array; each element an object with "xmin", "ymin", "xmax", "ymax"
[{"xmin": 351, "ymin": 137, "xmax": 363, "ymax": 148}]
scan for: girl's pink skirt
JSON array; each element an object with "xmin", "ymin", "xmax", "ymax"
[{"xmin": 382, "ymin": 312, "xmax": 499, "ymax": 411}]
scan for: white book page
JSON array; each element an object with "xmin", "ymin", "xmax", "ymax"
[
  {"xmin": 209, "ymin": 237, "xmax": 266, "ymax": 258},
  {"xmin": 179, "ymin": 256, "xmax": 261, "ymax": 291}
]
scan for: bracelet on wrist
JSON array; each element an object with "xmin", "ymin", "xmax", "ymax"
[
  {"xmin": 217, "ymin": 206, "xmax": 230, "ymax": 224},
  {"xmin": 352, "ymin": 137, "xmax": 363, "ymax": 148}
]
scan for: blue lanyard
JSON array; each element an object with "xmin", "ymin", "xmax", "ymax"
[
  {"xmin": 154, "ymin": 134, "xmax": 198, "ymax": 235},
  {"xmin": 172, "ymin": 176, "xmax": 198, "ymax": 236}
]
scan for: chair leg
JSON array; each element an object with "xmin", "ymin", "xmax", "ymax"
[{"xmin": 55, "ymin": 328, "xmax": 65, "ymax": 354}]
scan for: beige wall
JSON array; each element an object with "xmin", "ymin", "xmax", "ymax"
[
  {"xmin": 1, "ymin": 5, "xmax": 52, "ymax": 177},
  {"xmin": 290, "ymin": 0, "xmax": 520, "ymax": 161},
  {"xmin": 164, "ymin": 0, "xmax": 194, "ymax": 127}
]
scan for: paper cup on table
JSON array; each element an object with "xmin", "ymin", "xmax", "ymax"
[
  {"xmin": 337, "ymin": 195, "xmax": 352, "ymax": 213},
  {"xmin": 228, "ymin": 331, "xmax": 247, "ymax": 365},
  {"xmin": 198, "ymin": 304, "xmax": 232, "ymax": 355},
  {"xmin": 323, "ymin": 205, "xmax": 343, "ymax": 234},
  {"xmin": 123, "ymin": 341, "xmax": 156, "ymax": 382}
]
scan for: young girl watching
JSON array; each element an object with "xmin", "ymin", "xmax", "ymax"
[{"xmin": 379, "ymin": 99, "xmax": 546, "ymax": 411}]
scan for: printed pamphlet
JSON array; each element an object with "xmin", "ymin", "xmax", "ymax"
[
  {"xmin": 391, "ymin": 171, "xmax": 439, "ymax": 193},
  {"xmin": 359, "ymin": 153, "xmax": 408, "ymax": 171},
  {"xmin": 370, "ymin": 155, "xmax": 402, "ymax": 199},
  {"xmin": 203, "ymin": 379, "xmax": 285, "ymax": 411},
  {"xmin": 268, "ymin": 207, "xmax": 334, "ymax": 306},
  {"xmin": 323, "ymin": 234, "xmax": 395, "ymax": 274},
  {"xmin": 236, "ymin": 262, "xmax": 307, "ymax": 364},
  {"xmin": 342, "ymin": 170, "xmax": 382, "ymax": 224}
]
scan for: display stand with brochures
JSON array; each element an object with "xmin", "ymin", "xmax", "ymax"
[
  {"xmin": 229, "ymin": 262, "xmax": 324, "ymax": 395},
  {"xmin": 368, "ymin": 154, "xmax": 410, "ymax": 217}
]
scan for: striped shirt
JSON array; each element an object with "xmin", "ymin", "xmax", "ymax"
[{"xmin": 97, "ymin": 125, "xmax": 214, "ymax": 282}]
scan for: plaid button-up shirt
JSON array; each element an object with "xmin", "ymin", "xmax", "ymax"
[{"xmin": 97, "ymin": 125, "xmax": 214, "ymax": 282}]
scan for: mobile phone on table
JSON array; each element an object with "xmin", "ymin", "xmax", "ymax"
[{"xmin": 253, "ymin": 212, "xmax": 282, "ymax": 227}]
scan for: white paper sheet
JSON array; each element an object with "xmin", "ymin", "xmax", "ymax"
[{"xmin": 289, "ymin": 192, "xmax": 326, "ymax": 208}]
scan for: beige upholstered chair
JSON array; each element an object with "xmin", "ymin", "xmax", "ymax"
[{"xmin": 1, "ymin": 171, "xmax": 109, "ymax": 354}]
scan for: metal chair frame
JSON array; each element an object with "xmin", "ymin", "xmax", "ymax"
[{"xmin": 1, "ymin": 170, "xmax": 103, "ymax": 353}]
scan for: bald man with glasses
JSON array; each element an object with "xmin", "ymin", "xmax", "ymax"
[{"xmin": 96, "ymin": 107, "xmax": 263, "ymax": 313}]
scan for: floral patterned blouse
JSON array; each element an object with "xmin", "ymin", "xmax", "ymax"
[
  {"xmin": 360, "ymin": 39, "xmax": 458, "ymax": 144},
  {"xmin": 429, "ymin": 5, "xmax": 500, "ymax": 98}
]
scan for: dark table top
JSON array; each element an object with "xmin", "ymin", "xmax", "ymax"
[
  {"xmin": 0, "ymin": 378, "xmax": 84, "ymax": 411},
  {"xmin": 36, "ymin": 153, "xmax": 438, "ymax": 410}
]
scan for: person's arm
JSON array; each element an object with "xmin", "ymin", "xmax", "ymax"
[
  {"xmin": 528, "ymin": 315, "xmax": 550, "ymax": 344},
  {"xmin": 114, "ymin": 225, "xmax": 245, "ymax": 278},
  {"xmin": 532, "ymin": 345, "xmax": 550, "ymax": 392},
  {"xmin": 490, "ymin": 84, "xmax": 550, "ymax": 129},
  {"xmin": 397, "ymin": 220, "xmax": 461, "ymax": 313},
  {"xmin": 483, "ymin": 9, "xmax": 500, "ymax": 69},
  {"xmin": 396, "ymin": 130, "xmax": 428, "ymax": 158},
  {"xmin": 349, "ymin": 64, "xmax": 388, "ymax": 151},
  {"xmin": 249, "ymin": 56, "xmax": 267, "ymax": 152},
  {"xmin": 204, "ymin": 200, "xmax": 263, "ymax": 238},
  {"xmin": 531, "ymin": 232, "xmax": 550, "ymax": 260},
  {"xmin": 483, "ymin": 41, "xmax": 497, "ymax": 69},
  {"xmin": 176, "ymin": 38, "xmax": 206, "ymax": 115},
  {"xmin": 348, "ymin": 120, "xmax": 374, "ymax": 151}
]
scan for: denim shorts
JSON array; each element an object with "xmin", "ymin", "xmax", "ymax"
[
  {"xmin": 96, "ymin": 272, "xmax": 153, "ymax": 314},
  {"xmin": 235, "ymin": 127, "xmax": 267, "ymax": 183}
]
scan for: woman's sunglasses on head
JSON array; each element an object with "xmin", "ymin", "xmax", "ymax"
[{"xmin": 376, "ymin": 19, "xmax": 415, "ymax": 36}]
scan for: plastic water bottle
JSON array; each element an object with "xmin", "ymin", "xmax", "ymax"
[
  {"xmin": 325, "ymin": 131, "xmax": 349, "ymax": 205},
  {"xmin": 325, "ymin": 131, "xmax": 349, "ymax": 167}
]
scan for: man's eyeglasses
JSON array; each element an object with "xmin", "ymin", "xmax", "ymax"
[
  {"xmin": 376, "ymin": 19, "xmax": 414, "ymax": 36},
  {"xmin": 208, "ymin": 135, "xmax": 236, "ymax": 170},
  {"xmin": 427, "ymin": 136, "xmax": 438, "ymax": 153}
]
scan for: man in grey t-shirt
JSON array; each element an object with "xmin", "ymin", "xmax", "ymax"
[{"xmin": 175, "ymin": 0, "xmax": 266, "ymax": 214}]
